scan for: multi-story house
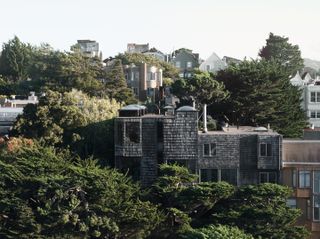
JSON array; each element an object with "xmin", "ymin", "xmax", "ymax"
[
  {"xmin": 114, "ymin": 105, "xmax": 282, "ymax": 186},
  {"xmin": 143, "ymin": 48, "xmax": 166, "ymax": 62},
  {"xmin": 170, "ymin": 48, "xmax": 199, "ymax": 78},
  {"xmin": 290, "ymin": 72, "xmax": 320, "ymax": 127},
  {"xmin": 123, "ymin": 63, "xmax": 163, "ymax": 103},
  {"xmin": 282, "ymin": 139, "xmax": 320, "ymax": 239},
  {"xmin": 0, "ymin": 92, "xmax": 38, "ymax": 135},
  {"xmin": 127, "ymin": 43, "xmax": 149, "ymax": 53},
  {"xmin": 199, "ymin": 52, "xmax": 226, "ymax": 73},
  {"xmin": 75, "ymin": 40, "xmax": 100, "ymax": 58}
]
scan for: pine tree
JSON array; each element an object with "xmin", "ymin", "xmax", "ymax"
[
  {"xmin": 214, "ymin": 60, "xmax": 308, "ymax": 137},
  {"xmin": 104, "ymin": 59, "xmax": 137, "ymax": 104},
  {"xmin": 259, "ymin": 33, "xmax": 304, "ymax": 76}
]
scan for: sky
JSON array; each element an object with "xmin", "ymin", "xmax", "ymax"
[{"xmin": 1, "ymin": 0, "xmax": 320, "ymax": 61}]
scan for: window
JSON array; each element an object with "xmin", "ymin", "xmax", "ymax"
[
  {"xmin": 203, "ymin": 143, "xmax": 216, "ymax": 156},
  {"xmin": 175, "ymin": 61, "xmax": 181, "ymax": 68},
  {"xmin": 259, "ymin": 172, "xmax": 277, "ymax": 183},
  {"xmin": 203, "ymin": 144, "xmax": 210, "ymax": 156},
  {"xmin": 206, "ymin": 65, "xmax": 210, "ymax": 71},
  {"xmin": 200, "ymin": 169, "xmax": 218, "ymax": 182},
  {"xmin": 292, "ymin": 169, "xmax": 297, "ymax": 187},
  {"xmin": 287, "ymin": 198, "xmax": 297, "ymax": 209},
  {"xmin": 187, "ymin": 61, "xmax": 192, "ymax": 68},
  {"xmin": 309, "ymin": 111, "xmax": 320, "ymax": 119},
  {"xmin": 260, "ymin": 143, "xmax": 272, "ymax": 156},
  {"xmin": 221, "ymin": 169, "xmax": 237, "ymax": 185},
  {"xmin": 310, "ymin": 92, "xmax": 320, "ymax": 102},
  {"xmin": 132, "ymin": 87, "xmax": 138, "ymax": 95},
  {"xmin": 125, "ymin": 122, "xmax": 140, "ymax": 143},
  {"xmin": 314, "ymin": 171, "xmax": 320, "ymax": 193},
  {"xmin": 314, "ymin": 196, "xmax": 320, "ymax": 221},
  {"xmin": 299, "ymin": 170, "xmax": 311, "ymax": 188}
]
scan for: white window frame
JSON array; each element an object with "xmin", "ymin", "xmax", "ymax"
[{"xmin": 203, "ymin": 143, "xmax": 216, "ymax": 156}]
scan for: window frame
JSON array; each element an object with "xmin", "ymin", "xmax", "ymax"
[
  {"xmin": 299, "ymin": 170, "xmax": 311, "ymax": 188},
  {"xmin": 203, "ymin": 143, "xmax": 217, "ymax": 157},
  {"xmin": 260, "ymin": 143, "xmax": 272, "ymax": 157}
]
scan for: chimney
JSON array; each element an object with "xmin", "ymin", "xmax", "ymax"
[{"xmin": 203, "ymin": 104, "xmax": 208, "ymax": 133}]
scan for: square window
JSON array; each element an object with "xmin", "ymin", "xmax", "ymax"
[
  {"xmin": 187, "ymin": 61, "xmax": 192, "ymax": 68},
  {"xmin": 175, "ymin": 61, "xmax": 181, "ymax": 68},
  {"xmin": 287, "ymin": 198, "xmax": 297, "ymax": 209},
  {"xmin": 317, "ymin": 92, "xmax": 320, "ymax": 102},
  {"xmin": 311, "ymin": 111, "xmax": 316, "ymax": 118},
  {"xmin": 260, "ymin": 143, "xmax": 272, "ymax": 156}
]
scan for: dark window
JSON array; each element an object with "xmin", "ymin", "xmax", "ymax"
[
  {"xmin": 210, "ymin": 143, "xmax": 216, "ymax": 156},
  {"xmin": 259, "ymin": 172, "xmax": 277, "ymax": 183},
  {"xmin": 311, "ymin": 92, "xmax": 316, "ymax": 102},
  {"xmin": 117, "ymin": 122, "xmax": 123, "ymax": 145},
  {"xmin": 157, "ymin": 122, "xmax": 163, "ymax": 142},
  {"xmin": 221, "ymin": 169, "xmax": 237, "ymax": 185},
  {"xmin": 125, "ymin": 122, "xmax": 140, "ymax": 143},
  {"xmin": 260, "ymin": 143, "xmax": 272, "ymax": 156},
  {"xmin": 203, "ymin": 144, "xmax": 210, "ymax": 156},
  {"xmin": 203, "ymin": 143, "xmax": 216, "ymax": 156},
  {"xmin": 200, "ymin": 169, "xmax": 218, "ymax": 182}
]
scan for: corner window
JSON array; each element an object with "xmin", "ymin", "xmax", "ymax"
[
  {"xmin": 203, "ymin": 143, "xmax": 216, "ymax": 156},
  {"xmin": 259, "ymin": 172, "xmax": 277, "ymax": 183},
  {"xmin": 260, "ymin": 143, "xmax": 272, "ymax": 156},
  {"xmin": 299, "ymin": 170, "xmax": 311, "ymax": 188}
]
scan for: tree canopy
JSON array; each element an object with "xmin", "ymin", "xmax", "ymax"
[
  {"xmin": 171, "ymin": 70, "xmax": 228, "ymax": 106},
  {"xmin": 213, "ymin": 59, "xmax": 307, "ymax": 137},
  {"xmin": 259, "ymin": 33, "xmax": 304, "ymax": 76},
  {"xmin": 11, "ymin": 90, "xmax": 121, "ymax": 164},
  {"xmin": 0, "ymin": 139, "xmax": 163, "ymax": 238}
]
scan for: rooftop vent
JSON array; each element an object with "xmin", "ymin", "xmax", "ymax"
[{"xmin": 254, "ymin": 126, "xmax": 268, "ymax": 132}]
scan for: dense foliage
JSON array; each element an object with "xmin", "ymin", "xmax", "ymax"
[
  {"xmin": 11, "ymin": 90, "xmax": 120, "ymax": 164},
  {"xmin": 171, "ymin": 70, "xmax": 228, "ymax": 106},
  {"xmin": 259, "ymin": 32, "xmax": 304, "ymax": 76},
  {"xmin": 212, "ymin": 60, "xmax": 308, "ymax": 137},
  {"xmin": 0, "ymin": 37, "xmax": 135, "ymax": 104},
  {"xmin": 0, "ymin": 139, "xmax": 163, "ymax": 238},
  {"xmin": 115, "ymin": 52, "xmax": 179, "ymax": 79}
]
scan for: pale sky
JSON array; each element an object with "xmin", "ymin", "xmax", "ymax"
[{"xmin": 1, "ymin": 0, "xmax": 320, "ymax": 61}]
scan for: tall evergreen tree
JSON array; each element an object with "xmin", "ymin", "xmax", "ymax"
[
  {"xmin": 214, "ymin": 60, "xmax": 307, "ymax": 137},
  {"xmin": 259, "ymin": 33, "xmax": 304, "ymax": 76},
  {"xmin": 0, "ymin": 36, "xmax": 32, "ymax": 81},
  {"xmin": 104, "ymin": 59, "xmax": 137, "ymax": 104}
]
